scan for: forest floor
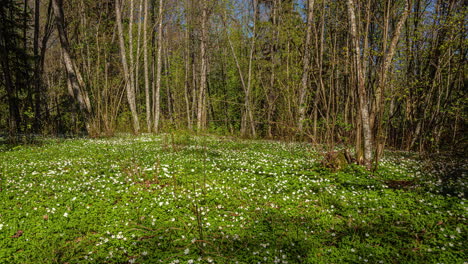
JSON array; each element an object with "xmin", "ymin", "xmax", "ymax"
[{"xmin": 0, "ymin": 134, "xmax": 465, "ymax": 263}]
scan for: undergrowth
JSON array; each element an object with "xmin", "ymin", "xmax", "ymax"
[{"xmin": 0, "ymin": 134, "xmax": 465, "ymax": 263}]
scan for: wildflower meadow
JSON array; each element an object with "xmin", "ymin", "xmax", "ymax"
[{"xmin": 0, "ymin": 134, "xmax": 465, "ymax": 263}]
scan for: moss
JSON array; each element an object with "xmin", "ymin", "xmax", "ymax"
[{"xmin": 321, "ymin": 151, "xmax": 349, "ymax": 172}]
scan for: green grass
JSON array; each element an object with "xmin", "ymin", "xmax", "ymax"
[{"xmin": 0, "ymin": 134, "xmax": 465, "ymax": 263}]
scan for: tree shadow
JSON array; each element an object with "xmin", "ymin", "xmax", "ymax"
[{"xmin": 0, "ymin": 133, "xmax": 88, "ymax": 151}]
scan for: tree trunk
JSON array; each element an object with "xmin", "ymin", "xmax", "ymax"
[
  {"xmin": 165, "ymin": 43, "xmax": 174, "ymax": 124},
  {"xmin": 184, "ymin": 0, "xmax": 192, "ymax": 130},
  {"xmin": 153, "ymin": 0, "xmax": 163, "ymax": 133},
  {"xmin": 129, "ymin": 0, "xmax": 136, "ymax": 103},
  {"xmin": 135, "ymin": 0, "xmax": 143, "ymax": 97},
  {"xmin": 51, "ymin": 0, "xmax": 92, "ymax": 128},
  {"xmin": 267, "ymin": 0, "xmax": 280, "ymax": 138},
  {"xmin": 39, "ymin": 0, "xmax": 53, "ymax": 124},
  {"xmin": 298, "ymin": 0, "xmax": 315, "ymax": 134},
  {"xmin": 197, "ymin": 0, "xmax": 208, "ymax": 131},
  {"xmin": 143, "ymin": 0, "xmax": 151, "ymax": 131},
  {"xmin": 373, "ymin": 0, "xmax": 411, "ymax": 165},
  {"xmin": 115, "ymin": 0, "xmax": 140, "ymax": 134},
  {"xmin": 243, "ymin": 0, "xmax": 258, "ymax": 138},
  {"xmin": 0, "ymin": 35, "xmax": 21, "ymax": 137},
  {"xmin": 346, "ymin": 0, "xmax": 373, "ymax": 167},
  {"xmin": 33, "ymin": 0, "xmax": 42, "ymax": 132}
]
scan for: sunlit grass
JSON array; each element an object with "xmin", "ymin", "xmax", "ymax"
[{"xmin": 0, "ymin": 134, "xmax": 465, "ymax": 263}]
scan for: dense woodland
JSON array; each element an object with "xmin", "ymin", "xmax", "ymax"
[{"xmin": 0, "ymin": 0, "xmax": 466, "ymax": 164}]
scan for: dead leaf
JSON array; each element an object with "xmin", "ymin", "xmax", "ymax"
[{"xmin": 11, "ymin": 230, "xmax": 23, "ymax": 238}]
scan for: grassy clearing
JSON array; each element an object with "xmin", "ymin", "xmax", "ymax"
[{"xmin": 0, "ymin": 134, "xmax": 465, "ymax": 263}]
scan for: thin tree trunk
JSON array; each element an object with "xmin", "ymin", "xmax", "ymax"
[
  {"xmin": 242, "ymin": 0, "xmax": 258, "ymax": 137},
  {"xmin": 115, "ymin": 0, "xmax": 140, "ymax": 134},
  {"xmin": 184, "ymin": 0, "xmax": 192, "ymax": 130},
  {"xmin": 153, "ymin": 0, "xmax": 163, "ymax": 133},
  {"xmin": 267, "ymin": 0, "xmax": 278, "ymax": 139},
  {"xmin": 33, "ymin": 0, "xmax": 42, "ymax": 132},
  {"xmin": 151, "ymin": 3, "xmax": 156, "ymax": 133},
  {"xmin": 129, "ymin": 0, "xmax": 136, "ymax": 102},
  {"xmin": 143, "ymin": 0, "xmax": 151, "ymax": 131},
  {"xmin": 298, "ymin": 0, "xmax": 315, "ymax": 134},
  {"xmin": 165, "ymin": 43, "xmax": 174, "ymax": 124},
  {"xmin": 39, "ymin": 0, "xmax": 53, "ymax": 123},
  {"xmin": 346, "ymin": 0, "xmax": 373, "ymax": 167},
  {"xmin": 135, "ymin": 0, "xmax": 143, "ymax": 97},
  {"xmin": 197, "ymin": 0, "xmax": 208, "ymax": 131},
  {"xmin": 375, "ymin": 0, "xmax": 411, "ymax": 117},
  {"xmin": 51, "ymin": 0, "xmax": 92, "ymax": 126},
  {"xmin": 373, "ymin": 0, "xmax": 411, "ymax": 166},
  {"xmin": 0, "ymin": 37, "xmax": 21, "ymax": 136},
  {"xmin": 190, "ymin": 0, "xmax": 197, "ymax": 127}
]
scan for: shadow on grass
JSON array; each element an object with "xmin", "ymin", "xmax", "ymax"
[
  {"xmin": 0, "ymin": 133, "xmax": 88, "ymax": 152},
  {"xmin": 132, "ymin": 217, "xmax": 318, "ymax": 263}
]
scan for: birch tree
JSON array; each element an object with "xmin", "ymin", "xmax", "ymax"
[
  {"xmin": 153, "ymin": 0, "xmax": 163, "ymax": 133},
  {"xmin": 143, "ymin": 0, "xmax": 151, "ymax": 131},
  {"xmin": 197, "ymin": 0, "xmax": 208, "ymax": 131}
]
